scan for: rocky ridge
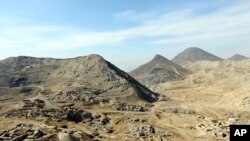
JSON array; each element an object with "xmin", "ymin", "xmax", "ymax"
[{"xmin": 0, "ymin": 54, "xmax": 158, "ymax": 103}]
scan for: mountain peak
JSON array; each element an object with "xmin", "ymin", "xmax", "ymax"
[
  {"xmin": 183, "ymin": 47, "xmax": 207, "ymax": 54},
  {"xmin": 154, "ymin": 54, "xmax": 164, "ymax": 59},
  {"xmin": 228, "ymin": 54, "xmax": 248, "ymax": 61},
  {"xmin": 172, "ymin": 47, "xmax": 223, "ymax": 64},
  {"xmin": 0, "ymin": 54, "xmax": 158, "ymax": 103},
  {"xmin": 130, "ymin": 55, "xmax": 191, "ymax": 85},
  {"xmin": 82, "ymin": 54, "xmax": 105, "ymax": 63},
  {"xmin": 86, "ymin": 54, "xmax": 103, "ymax": 59},
  {"xmin": 152, "ymin": 54, "xmax": 170, "ymax": 62},
  {"xmin": 186, "ymin": 47, "xmax": 202, "ymax": 51}
]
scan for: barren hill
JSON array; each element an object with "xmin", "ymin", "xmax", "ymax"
[
  {"xmin": 228, "ymin": 54, "xmax": 248, "ymax": 61},
  {"xmin": 0, "ymin": 55, "xmax": 158, "ymax": 103},
  {"xmin": 172, "ymin": 47, "xmax": 223, "ymax": 65},
  {"xmin": 130, "ymin": 54, "xmax": 191, "ymax": 85}
]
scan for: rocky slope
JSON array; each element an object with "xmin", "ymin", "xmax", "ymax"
[
  {"xmin": 1, "ymin": 55, "xmax": 250, "ymax": 141},
  {"xmin": 228, "ymin": 54, "xmax": 248, "ymax": 61},
  {"xmin": 0, "ymin": 55, "xmax": 158, "ymax": 103},
  {"xmin": 172, "ymin": 47, "xmax": 223, "ymax": 65},
  {"xmin": 130, "ymin": 55, "xmax": 191, "ymax": 85}
]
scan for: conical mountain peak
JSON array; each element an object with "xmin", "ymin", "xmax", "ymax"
[
  {"xmin": 152, "ymin": 54, "xmax": 170, "ymax": 62},
  {"xmin": 228, "ymin": 54, "xmax": 248, "ymax": 61},
  {"xmin": 172, "ymin": 47, "xmax": 223, "ymax": 64},
  {"xmin": 130, "ymin": 55, "xmax": 191, "ymax": 85}
]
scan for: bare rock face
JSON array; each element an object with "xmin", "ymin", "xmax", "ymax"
[
  {"xmin": 0, "ymin": 54, "xmax": 158, "ymax": 103},
  {"xmin": 172, "ymin": 47, "xmax": 223, "ymax": 65},
  {"xmin": 130, "ymin": 54, "xmax": 191, "ymax": 85},
  {"xmin": 0, "ymin": 56, "xmax": 60, "ymax": 87},
  {"xmin": 228, "ymin": 54, "xmax": 248, "ymax": 61}
]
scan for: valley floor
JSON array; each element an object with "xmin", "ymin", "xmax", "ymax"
[{"xmin": 1, "ymin": 60, "xmax": 250, "ymax": 141}]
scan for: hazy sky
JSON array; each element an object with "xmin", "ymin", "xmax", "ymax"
[{"xmin": 0, "ymin": 0, "xmax": 250, "ymax": 71}]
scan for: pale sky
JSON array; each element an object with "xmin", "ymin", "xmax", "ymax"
[{"xmin": 0, "ymin": 0, "xmax": 250, "ymax": 71}]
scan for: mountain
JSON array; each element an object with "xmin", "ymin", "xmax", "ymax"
[
  {"xmin": 172, "ymin": 47, "xmax": 223, "ymax": 65},
  {"xmin": 0, "ymin": 55, "xmax": 158, "ymax": 103},
  {"xmin": 228, "ymin": 54, "xmax": 248, "ymax": 61},
  {"xmin": 130, "ymin": 54, "xmax": 191, "ymax": 85}
]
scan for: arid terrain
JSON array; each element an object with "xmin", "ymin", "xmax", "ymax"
[
  {"xmin": 151, "ymin": 60, "xmax": 250, "ymax": 140},
  {"xmin": 0, "ymin": 49, "xmax": 249, "ymax": 141},
  {"xmin": 1, "ymin": 0, "xmax": 250, "ymax": 140}
]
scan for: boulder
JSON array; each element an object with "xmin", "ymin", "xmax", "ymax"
[
  {"xmin": 33, "ymin": 130, "xmax": 45, "ymax": 138},
  {"xmin": 57, "ymin": 133, "xmax": 80, "ymax": 141}
]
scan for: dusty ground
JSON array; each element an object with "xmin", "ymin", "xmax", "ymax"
[
  {"xmin": 150, "ymin": 60, "xmax": 250, "ymax": 140},
  {"xmin": 0, "ymin": 60, "xmax": 250, "ymax": 141}
]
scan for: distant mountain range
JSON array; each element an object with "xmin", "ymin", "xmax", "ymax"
[
  {"xmin": 0, "ymin": 47, "xmax": 247, "ymax": 91},
  {"xmin": 130, "ymin": 55, "xmax": 191, "ymax": 85}
]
